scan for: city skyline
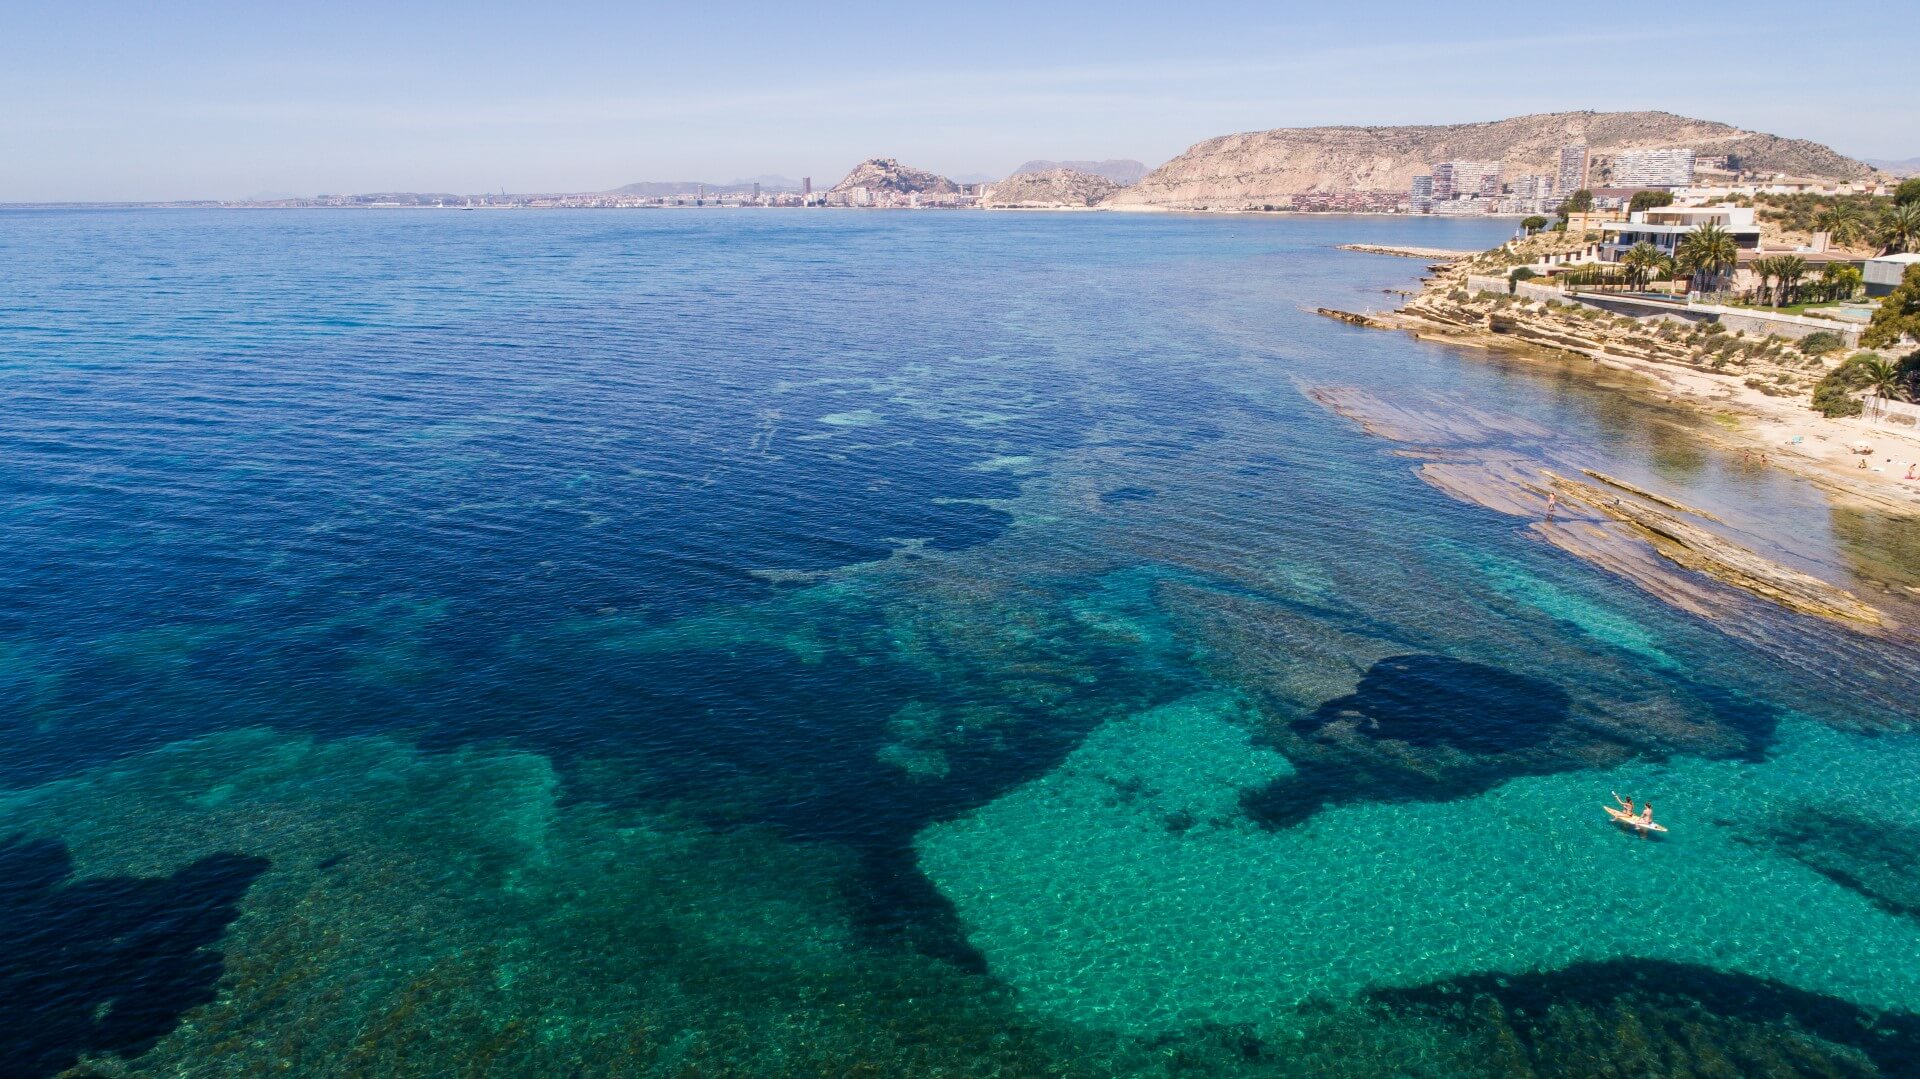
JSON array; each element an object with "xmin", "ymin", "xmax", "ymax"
[{"xmin": 4, "ymin": 0, "xmax": 1916, "ymax": 203}]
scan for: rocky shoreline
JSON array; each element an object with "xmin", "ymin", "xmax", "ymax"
[
  {"xmin": 1319, "ymin": 253, "xmax": 1920, "ymax": 519},
  {"xmin": 1312, "ymin": 247, "xmax": 1920, "ymax": 640}
]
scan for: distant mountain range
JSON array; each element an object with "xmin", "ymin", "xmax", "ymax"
[
  {"xmin": 1012, "ymin": 159, "xmax": 1149, "ymax": 186},
  {"xmin": 1108, "ymin": 111, "xmax": 1877, "ymax": 211},
  {"xmin": 1863, "ymin": 157, "xmax": 1920, "ymax": 177}
]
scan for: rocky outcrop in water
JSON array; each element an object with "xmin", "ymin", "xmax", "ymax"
[
  {"xmin": 984, "ymin": 168, "xmax": 1121, "ymax": 208},
  {"xmin": 1105, "ymin": 111, "xmax": 1875, "ymax": 210}
]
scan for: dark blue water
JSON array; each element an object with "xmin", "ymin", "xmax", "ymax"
[{"xmin": 4, "ymin": 208, "xmax": 1919, "ymax": 1076}]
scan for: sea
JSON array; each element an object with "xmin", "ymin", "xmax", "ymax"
[{"xmin": 3, "ymin": 207, "xmax": 1919, "ymax": 1076}]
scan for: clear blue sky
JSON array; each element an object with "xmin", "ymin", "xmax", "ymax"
[{"xmin": 4, "ymin": 0, "xmax": 1914, "ymax": 201}]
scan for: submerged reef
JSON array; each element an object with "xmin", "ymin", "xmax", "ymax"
[
  {"xmin": 0, "ymin": 836, "xmax": 265, "ymax": 1078},
  {"xmin": 1375, "ymin": 958, "xmax": 1918, "ymax": 1077},
  {"xmin": 0, "ymin": 728, "xmax": 1414, "ymax": 1077},
  {"xmin": 1166, "ymin": 580, "xmax": 1774, "ymax": 829},
  {"xmin": 1756, "ymin": 806, "xmax": 1920, "ymax": 920},
  {"xmin": 920, "ymin": 696, "xmax": 1920, "ymax": 1039}
]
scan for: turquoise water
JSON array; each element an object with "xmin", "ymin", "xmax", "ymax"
[{"xmin": 3, "ymin": 208, "xmax": 1918, "ymax": 1075}]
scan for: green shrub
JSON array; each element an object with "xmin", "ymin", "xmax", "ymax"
[
  {"xmin": 1798, "ymin": 330, "xmax": 1846, "ymax": 356},
  {"xmin": 1810, "ymin": 353, "xmax": 1881, "ymax": 416},
  {"xmin": 1510, "ymin": 266, "xmax": 1537, "ymax": 282}
]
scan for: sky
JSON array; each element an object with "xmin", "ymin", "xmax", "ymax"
[{"xmin": 4, "ymin": 0, "xmax": 1916, "ymax": 202}]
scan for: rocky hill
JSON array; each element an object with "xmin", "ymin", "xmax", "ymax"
[
  {"xmin": 984, "ymin": 168, "xmax": 1122, "ymax": 208},
  {"xmin": 1104, "ymin": 111, "xmax": 1875, "ymax": 210},
  {"xmin": 830, "ymin": 158, "xmax": 959, "ymax": 195},
  {"xmin": 1012, "ymin": 159, "xmax": 1148, "ymax": 185}
]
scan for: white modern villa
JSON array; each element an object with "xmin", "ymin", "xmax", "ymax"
[{"xmin": 1599, "ymin": 206, "xmax": 1763, "ymax": 263}]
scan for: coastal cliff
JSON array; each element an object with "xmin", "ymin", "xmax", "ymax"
[
  {"xmin": 1104, "ymin": 111, "xmax": 1875, "ymax": 211},
  {"xmin": 983, "ymin": 168, "xmax": 1121, "ymax": 208}
]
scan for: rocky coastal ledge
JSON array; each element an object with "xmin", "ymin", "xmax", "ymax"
[
  {"xmin": 1321, "ymin": 245, "xmax": 1920, "ymax": 520},
  {"xmin": 1334, "ymin": 243, "xmax": 1477, "ymax": 260},
  {"xmin": 1304, "ymin": 384, "xmax": 1895, "ymax": 638}
]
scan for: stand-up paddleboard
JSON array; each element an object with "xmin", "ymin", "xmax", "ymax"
[{"xmin": 1604, "ymin": 805, "xmax": 1668, "ymax": 833}]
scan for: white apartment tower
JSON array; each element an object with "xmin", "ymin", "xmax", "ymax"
[
  {"xmin": 1611, "ymin": 149, "xmax": 1696, "ymax": 188},
  {"xmin": 1557, "ymin": 144, "xmax": 1589, "ymax": 196}
]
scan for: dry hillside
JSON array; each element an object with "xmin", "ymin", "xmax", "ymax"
[
  {"xmin": 984, "ymin": 168, "xmax": 1122, "ymax": 208},
  {"xmin": 830, "ymin": 158, "xmax": 959, "ymax": 195},
  {"xmin": 1106, "ymin": 111, "xmax": 1875, "ymax": 210}
]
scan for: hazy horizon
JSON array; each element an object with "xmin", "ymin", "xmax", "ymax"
[{"xmin": 5, "ymin": 0, "xmax": 1916, "ymax": 203}]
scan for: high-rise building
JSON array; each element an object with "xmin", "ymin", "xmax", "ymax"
[
  {"xmin": 1611, "ymin": 149, "xmax": 1696, "ymax": 188},
  {"xmin": 1409, "ymin": 174, "xmax": 1434, "ymax": 212},
  {"xmin": 1557, "ymin": 144, "xmax": 1590, "ymax": 196},
  {"xmin": 1432, "ymin": 161, "xmax": 1501, "ymax": 201},
  {"xmin": 802, "ymin": 177, "xmax": 812, "ymax": 195},
  {"xmin": 753, "ymin": 182, "xmax": 761, "ymax": 201},
  {"xmin": 1509, "ymin": 174, "xmax": 1555, "ymax": 200}
]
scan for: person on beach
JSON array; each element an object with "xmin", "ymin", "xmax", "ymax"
[
  {"xmin": 1546, "ymin": 491, "xmax": 1558, "ymax": 518},
  {"xmin": 1907, "ymin": 463, "xmax": 1918, "ymax": 481}
]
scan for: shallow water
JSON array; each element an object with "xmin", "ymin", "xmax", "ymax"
[{"xmin": 3, "ymin": 208, "xmax": 1918, "ymax": 1076}]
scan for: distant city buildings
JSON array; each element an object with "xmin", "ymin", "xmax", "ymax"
[
  {"xmin": 1499, "ymin": 174, "xmax": 1557, "ymax": 215},
  {"xmin": 1409, "ymin": 174, "xmax": 1434, "ymax": 212},
  {"xmin": 1287, "ymin": 191, "xmax": 1402, "ymax": 213},
  {"xmin": 1433, "ymin": 161, "xmax": 1502, "ymax": 201},
  {"xmin": 1611, "ymin": 149, "xmax": 1696, "ymax": 188},
  {"xmin": 1557, "ymin": 144, "xmax": 1590, "ymax": 196}
]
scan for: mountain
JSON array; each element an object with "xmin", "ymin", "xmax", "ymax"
[
  {"xmin": 829, "ymin": 158, "xmax": 959, "ymax": 195},
  {"xmin": 1013, "ymin": 159, "xmax": 1148, "ymax": 186},
  {"xmin": 1104, "ymin": 111, "xmax": 1876, "ymax": 211},
  {"xmin": 984, "ymin": 168, "xmax": 1122, "ymax": 209},
  {"xmin": 1863, "ymin": 157, "xmax": 1920, "ymax": 177}
]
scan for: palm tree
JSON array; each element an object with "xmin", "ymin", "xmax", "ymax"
[
  {"xmin": 1622, "ymin": 242, "xmax": 1665, "ymax": 290},
  {"xmin": 1821, "ymin": 262, "xmax": 1863, "ymax": 302},
  {"xmin": 1750, "ymin": 256, "xmax": 1779, "ymax": 306},
  {"xmin": 1773, "ymin": 255, "xmax": 1807, "ymax": 307},
  {"xmin": 1884, "ymin": 203, "xmax": 1920, "ymax": 255},
  {"xmin": 1677, "ymin": 222, "xmax": 1740, "ymax": 293},
  {"xmin": 1814, "ymin": 203, "xmax": 1865, "ymax": 249},
  {"xmin": 1857, "ymin": 356, "xmax": 1905, "ymax": 413}
]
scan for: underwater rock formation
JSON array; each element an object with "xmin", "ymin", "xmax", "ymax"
[{"xmin": 0, "ymin": 835, "xmax": 265, "ymax": 1078}]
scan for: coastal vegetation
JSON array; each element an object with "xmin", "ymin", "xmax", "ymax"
[
  {"xmin": 1676, "ymin": 222, "xmax": 1740, "ymax": 291},
  {"xmin": 1798, "ymin": 330, "xmax": 1846, "ymax": 356},
  {"xmin": 1628, "ymin": 190, "xmax": 1675, "ymax": 214},
  {"xmin": 1811, "ymin": 352, "xmax": 1919, "ymax": 417},
  {"xmin": 1753, "ymin": 193, "xmax": 1920, "ymax": 253},
  {"xmin": 1621, "ymin": 242, "xmax": 1676, "ymax": 290},
  {"xmin": 1864, "ymin": 265, "xmax": 1920, "ymax": 349}
]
